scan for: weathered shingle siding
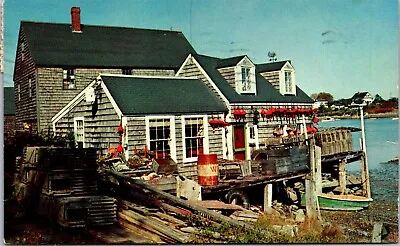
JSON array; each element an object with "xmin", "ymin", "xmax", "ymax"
[
  {"xmin": 125, "ymin": 113, "xmax": 224, "ymax": 180},
  {"xmin": 14, "ymin": 29, "xmax": 37, "ymax": 131},
  {"xmin": 217, "ymin": 67, "xmax": 236, "ymax": 90},
  {"xmin": 228, "ymin": 104, "xmax": 311, "ymax": 146},
  {"xmin": 178, "ymin": 57, "xmax": 226, "ymax": 104},
  {"xmin": 37, "ymin": 68, "xmax": 175, "ymax": 132},
  {"xmin": 132, "ymin": 69, "xmax": 175, "ymax": 76},
  {"xmin": 260, "ymin": 71, "xmax": 280, "ymax": 91},
  {"xmin": 54, "ymin": 88, "xmax": 121, "ymax": 155},
  {"xmin": 37, "ymin": 68, "xmax": 122, "ymax": 132}
]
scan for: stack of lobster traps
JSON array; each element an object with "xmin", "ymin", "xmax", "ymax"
[{"xmin": 13, "ymin": 147, "xmax": 117, "ymax": 228}]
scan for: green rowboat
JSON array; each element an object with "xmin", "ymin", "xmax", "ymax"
[{"xmin": 301, "ymin": 193, "xmax": 373, "ymax": 211}]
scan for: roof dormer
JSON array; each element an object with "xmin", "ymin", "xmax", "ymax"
[
  {"xmin": 257, "ymin": 60, "xmax": 296, "ymax": 96},
  {"xmin": 279, "ymin": 61, "xmax": 296, "ymax": 95},
  {"xmin": 234, "ymin": 56, "xmax": 256, "ymax": 95}
]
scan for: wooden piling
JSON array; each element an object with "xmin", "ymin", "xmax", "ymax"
[
  {"xmin": 315, "ymin": 146, "xmax": 322, "ymax": 195},
  {"xmin": 338, "ymin": 160, "xmax": 346, "ymax": 194},
  {"xmin": 305, "ymin": 177, "xmax": 317, "ymax": 220},
  {"xmin": 263, "ymin": 183, "xmax": 273, "ymax": 211},
  {"xmin": 359, "ymin": 106, "xmax": 371, "ymax": 198}
]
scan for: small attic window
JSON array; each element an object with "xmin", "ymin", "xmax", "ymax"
[
  {"xmin": 21, "ymin": 42, "xmax": 25, "ymax": 61},
  {"xmin": 122, "ymin": 68, "xmax": 132, "ymax": 75},
  {"xmin": 284, "ymin": 71, "xmax": 292, "ymax": 92},
  {"xmin": 63, "ymin": 69, "xmax": 76, "ymax": 89}
]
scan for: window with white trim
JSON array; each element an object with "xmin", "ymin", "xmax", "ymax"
[
  {"xmin": 17, "ymin": 84, "xmax": 21, "ymax": 101},
  {"xmin": 183, "ymin": 117, "xmax": 205, "ymax": 161},
  {"xmin": 21, "ymin": 42, "xmax": 25, "ymax": 61},
  {"xmin": 74, "ymin": 117, "xmax": 85, "ymax": 148},
  {"xmin": 63, "ymin": 69, "xmax": 76, "ymax": 89},
  {"xmin": 122, "ymin": 68, "xmax": 132, "ymax": 75},
  {"xmin": 284, "ymin": 71, "xmax": 292, "ymax": 93},
  {"xmin": 149, "ymin": 119, "xmax": 171, "ymax": 159},
  {"xmin": 241, "ymin": 67, "xmax": 251, "ymax": 92}
]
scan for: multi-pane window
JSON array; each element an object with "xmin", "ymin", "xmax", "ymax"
[
  {"xmin": 149, "ymin": 119, "xmax": 171, "ymax": 159},
  {"xmin": 241, "ymin": 67, "xmax": 251, "ymax": 92},
  {"xmin": 74, "ymin": 118, "xmax": 84, "ymax": 148},
  {"xmin": 21, "ymin": 42, "xmax": 25, "ymax": 61},
  {"xmin": 63, "ymin": 69, "xmax": 76, "ymax": 89},
  {"xmin": 184, "ymin": 117, "xmax": 205, "ymax": 160},
  {"xmin": 285, "ymin": 71, "xmax": 292, "ymax": 93},
  {"xmin": 122, "ymin": 68, "xmax": 132, "ymax": 75},
  {"xmin": 17, "ymin": 84, "xmax": 21, "ymax": 101}
]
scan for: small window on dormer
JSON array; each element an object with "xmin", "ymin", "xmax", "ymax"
[
  {"xmin": 63, "ymin": 69, "xmax": 76, "ymax": 89},
  {"xmin": 241, "ymin": 67, "xmax": 251, "ymax": 92},
  {"xmin": 122, "ymin": 68, "xmax": 132, "ymax": 75},
  {"xmin": 285, "ymin": 71, "xmax": 292, "ymax": 92}
]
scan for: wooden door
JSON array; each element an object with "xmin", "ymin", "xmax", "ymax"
[{"xmin": 233, "ymin": 125, "xmax": 246, "ymax": 160}]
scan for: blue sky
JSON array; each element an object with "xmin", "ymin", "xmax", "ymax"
[{"xmin": 4, "ymin": 0, "xmax": 399, "ymax": 100}]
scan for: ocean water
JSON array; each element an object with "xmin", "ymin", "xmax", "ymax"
[{"xmin": 318, "ymin": 118, "xmax": 399, "ymax": 202}]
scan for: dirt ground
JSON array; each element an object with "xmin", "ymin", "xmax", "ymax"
[
  {"xmin": 4, "ymin": 200, "xmax": 398, "ymax": 244},
  {"xmin": 321, "ymin": 201, "xmax": 399, "ymax": 243}
]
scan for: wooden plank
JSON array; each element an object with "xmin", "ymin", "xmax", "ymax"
[
  {"xmin": 118, "ymin": 217, "xmax": 166, "ymax": 244},
  {"xmin": 103, "ymin": 168, "xmax": 252, "ymax": 229},
  {"xmin": 150, "ymin": 212, "xmax": 187, "ymax": 227},
  {"xmin": 372, "ymin": 222, "xmax": 383, "ymax": 243},
  {"xmin": 119, "ymin": 209, "xmax": 191, "ymax": 243}
]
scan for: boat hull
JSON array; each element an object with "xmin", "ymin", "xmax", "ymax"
[{"xmin": 301, "ymin": 193, "xmax": 373, "ymax": 211}]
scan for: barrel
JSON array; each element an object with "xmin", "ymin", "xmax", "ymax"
[{"xmin": 197, "ymin": 154, "xmax": 219, "ymax": 186}]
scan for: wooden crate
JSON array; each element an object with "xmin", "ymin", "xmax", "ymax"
[{"xmin": 315, "ymin": 130, "xmax": 352, "ymax": 156}]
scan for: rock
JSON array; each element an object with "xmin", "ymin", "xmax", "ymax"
[
  {"xmin": 272, "ymin": 225, "xmax": 297, "ymax": 237},
  {"xmin": 212, "ymin": 232, "xmax": 221, "ymax": 239},
  {"xmin": 290, "ymin": 204, "xmax": 299, "ymax": 212},
  {"xmin": 295, "ymin": 209, "xmax": 305, "ymax": 222},
  {"xmin": 294, "ymin": 182, "xmax": 305, "ymax": 191},
  {"xmin": 286, "ymin": 187, "xmax": 298, "ymax": 202},
  {"xmin": 263, "ymin": 206, "xmax": 280, "ymax": 216}
]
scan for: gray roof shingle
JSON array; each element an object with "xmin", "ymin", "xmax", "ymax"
[
  {"xmin": 256, "ymin": 61, "xmax": 291, "ymax": 73},
  {"xmin": 21, "ymin": 21, "xmax": 196, "ymax": 69},
  {"xmin": 101, "ymin": 76, "xmax": 228, "ymax": 115},
  {"xmin": 193, "ymin": 54, "xmax": 313, "ymax": 104}
]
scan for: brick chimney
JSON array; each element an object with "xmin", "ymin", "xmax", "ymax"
[{"xmin": 71, "ymin": 7, "xmax": 81, "ymax": 33}]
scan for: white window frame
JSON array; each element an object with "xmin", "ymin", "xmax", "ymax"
[
  {"xmin": 182, "ymin": 115, "xmax": 209, "ymax": 163},
  {"xmin": 279, "ymin": 62, "xmax": 296, "ymax": 95},
  {"xmin": 63, "ymin": 69, "xmax": 76, "ymax": 89},
  {"xmin": 73, "ymin": 117, "xmax": 85, "ymax": 148},
  {"xmin": 145, "ymin": 116, "xmax": 177, "ymax": 162},
  {"xmin": 17, "ymin": 84, "xmax": 21, "ymax": 101},
  {"xmin": 21, "ymin": 42, "xmax": 25, "ymax": 61}
]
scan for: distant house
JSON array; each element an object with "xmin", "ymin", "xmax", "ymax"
[
  {"xmin": 312, "ymin": 99, "xmax": 329, "ymax": 109},
  {"xmin": 13, "ymin": 7, "xmax": 196, "ymax": 133},
  {"xmin": 52, "ymin": 75, "xmax": 227, "ymax": 177},
  {"xmin": 350, "ymin": 92, "xmax": 374, "ymax": 106},
  {"xmin": 4, "ymin": 87, "xmax": 16, "ymax": 137},
  {"xmin": 177, "ymin": 54, "xmax": 314, "ymax": 160},
  {"xmin": 330, "ymin": 102, "xmax": 345, "ymax": 110}
]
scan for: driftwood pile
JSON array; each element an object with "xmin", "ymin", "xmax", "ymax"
[{"xmin": 93, "ymin": 168, "xmax": 259, "ymax": 244}]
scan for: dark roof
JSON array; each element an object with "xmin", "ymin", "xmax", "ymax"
[
  {"xmin": 21, "ymin": 21, "xmax": 196, "ymax": 69},
  {"xmin": 193, "ymin": 54, "xmax": 313, "ymax": 104},
  {"xmin": 256, "ymin": 60, "xmax": 291, "ymax": 73},
  {"xmin": 101, "ymin": 76, "xmax": 227, "ymax": 115},
  {"xmin": 4, "ymin": 87, "xmax": 15, "ymax": 115},
  {"xmin": 351, "ymin": 92, "xmax": 369, "ymax": 100},
  {"xmin": 216, "ymin": 55, "xmax": 246, "ymax": 68}
]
